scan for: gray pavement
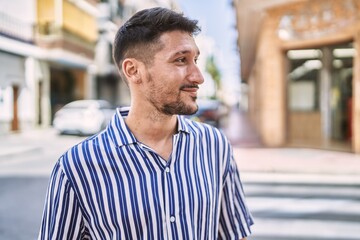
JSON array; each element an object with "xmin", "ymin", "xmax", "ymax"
[
  {"xmin": 222, "ymin": 107, "xmax": 360, "ymax": 185},
  {"xmin": 0, "ymin": 128, "xmax": 85, "ymax": 176},
  {"xmin": 234, "ymin": 147, "xmax": 360, "ymax": 185},
  {"xmin": 0, "ymin": 128, "xmax": 78, "ymax": 161}
]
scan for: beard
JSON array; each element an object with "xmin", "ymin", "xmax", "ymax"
[
  {"xmin": 161, "ymin": 98, "xmax": 198, "ymax": 115},
  {"xmin": 146, "ymin": 73, "xmax": 199, "ymax": 116}
]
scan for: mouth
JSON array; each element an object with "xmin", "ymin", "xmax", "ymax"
[{"xmin": 180, "ymin": 85, "xmax": 199, "ymax": 98}]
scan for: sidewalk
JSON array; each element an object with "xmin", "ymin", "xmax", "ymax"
[
  {"xmin": 233, "ymin": 147, "xmax": 360, "ymax": 185},
  {"xmin": 223, "ymin": 107, "xmax": 360, "ymax": 184},
  {"xmin": 0, "ymin": 130, "xmax": 44, "ymax": 161}
]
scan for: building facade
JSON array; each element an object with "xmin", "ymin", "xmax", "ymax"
[
  {"xmin": 36, "ymin": 0, "xmax": 98, "ymax": 123},
  {"xmin": 233, "ymin": 0, "xmax": 360, "ymax": 153},
  {"xmin": 0, "ymin": 0, "xmax": 97, "ymax": 134},
  {"xmin": 0, "ymin": 0, "xmax": 185, "ymax": 134}
]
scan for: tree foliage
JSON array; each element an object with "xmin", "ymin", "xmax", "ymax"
[{"xmin": 205, "ymin": 55, "xmax": 221, "ymax": 94}]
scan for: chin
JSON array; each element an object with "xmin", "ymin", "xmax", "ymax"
[
  {"xmin": 162, "ymin": 97, "xmax": 199, "ymax": 115},
  {"xmin": 192, "ymin": 103, "xmax": 199, "ymax": 113},
  {"xmin": 184, "ymin": 103, "xmax": 198, "ymax": 115}
]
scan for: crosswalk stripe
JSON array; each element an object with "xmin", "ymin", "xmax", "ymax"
[{"xmin": 243, "ymin": 181, "xmax": 360, "ymax": 240}]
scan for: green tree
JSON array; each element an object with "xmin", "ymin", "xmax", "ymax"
[{"xmin": 205, "ymin": 55, "xmax": 221, "ymax": 98}]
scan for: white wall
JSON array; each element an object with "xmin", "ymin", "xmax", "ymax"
[
  {"xmin": 289, "ymin": 81, "xmax": 316, "ymax": 111},
  {"xmin": 0, "ymin": 0, "xmax": 36, "ymax": 23},
  {"xmin": 0, "ymin": 0, "xmax": 36, "ymax": 41},
  {"xmin": 0, "ymin": 0, "xmax": 37, "ymax": 132}
]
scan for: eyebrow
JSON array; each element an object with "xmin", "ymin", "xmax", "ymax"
[{"xmin": 172, "ymin": 50, "xmax": 201, "ymax": 58}]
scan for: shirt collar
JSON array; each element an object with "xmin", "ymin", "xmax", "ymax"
[
  {"xmin": 107, "ymin": 107, "xmax": 190, "ymax": 147},
  {"xmin": 177, "ymin": 115, "xmax": 190, "ymax": 134}
]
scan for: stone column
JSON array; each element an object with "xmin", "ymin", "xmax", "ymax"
[
  {"xmin": 25, "ymin": 57, "xmax": 37, "ymax": 128},
  {"xmin": 39, "ymin": 61, "xmax": 51, "ymax": 127},
  {"xmin": 320, "ymin": 47, "xmax": 332, "ymax": 145},
  {"xmin": 257, "ymin": 14, "xmax": 286, "ymax": 147},
  {"xmin": 86, "ymin": 64, "xmax": 97, "ymax": 100}
]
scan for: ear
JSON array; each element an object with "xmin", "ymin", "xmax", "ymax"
[{"xmin": 122, "ymin": 58, "xmax": 142, "ymax": 84}]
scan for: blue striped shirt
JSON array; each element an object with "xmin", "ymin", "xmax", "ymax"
[{"xmin": 39, "ymin": 107, "xmax": 253, "ymax": 239}]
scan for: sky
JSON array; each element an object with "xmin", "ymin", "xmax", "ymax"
[{"xmin": 177, "ymin": 0, "xmax": 241, "ymax": 104}]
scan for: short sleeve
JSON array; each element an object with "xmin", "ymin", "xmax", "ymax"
[
  {"xmin": 38, "ymin": 160, "xmax": 88, "ymax": 240},
  {"xmin": 218, "ymin": 156, "xmax": 254, "ymax": 239}
]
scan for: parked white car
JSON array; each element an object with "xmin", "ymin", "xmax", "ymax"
[{"xmin": 53, "ymin": 100, "xmax": 115, "ymax": 135}]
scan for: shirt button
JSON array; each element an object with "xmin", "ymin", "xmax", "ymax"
[
  {"xmin": 165, "ymin": 167, "xmax": 170, "ymax": 173},
  {"xmin": 170, "ymin": 216, "xmax": 176, "ymax": 222}
]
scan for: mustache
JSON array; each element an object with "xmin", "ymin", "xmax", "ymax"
[{"xmin": 180, "ymin": 84, "xmax": 199, "ymax": 90}]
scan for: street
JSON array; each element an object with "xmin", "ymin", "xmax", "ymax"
[
  {"xmin": 246, "ymin": 180, "xmax": 360, "ymax": 240},
  {"xmin": 1, "ymin": 128, "xmax": 360, "ymax": 239},
  {"xmin": 0, "ymin": 129, "xmax": 85, "ymax": 240},
  {"xmin": 0, "ymin": 176, "xmax": 48, "ymax": 239}
]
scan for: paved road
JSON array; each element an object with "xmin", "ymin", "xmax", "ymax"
[
  {"xmin": 245, "ymin": 180, "xmax": 360, "ymax": 240},
  {"xmin": 0, "ymin": 176, "xmax": 48, "ymax": 240},
  {"xmin": 0, "ymin": 129, "xmax": 85, "ymax": 239}
]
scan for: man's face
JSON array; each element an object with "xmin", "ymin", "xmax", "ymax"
[{"xmin": 142, "ymin": 30, "xmax": 204, "ymax": 116}]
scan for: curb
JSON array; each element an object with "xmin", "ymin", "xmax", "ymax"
[{"xmin": 0, "ymin": 146, "xmax": 42, "ymax": 162}]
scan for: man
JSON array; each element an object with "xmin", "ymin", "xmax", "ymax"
[{"xmin": 39, "ymin": 7, "xmax": 253, "ymax": 239}]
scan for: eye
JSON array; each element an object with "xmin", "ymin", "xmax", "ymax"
[
  {"xmin": 175, "ymin": 57, "xmax": 186, "ymax": 63},
  {"xmin": 194, "ymin": 57, "xmax": 199, "ymax": 64}
]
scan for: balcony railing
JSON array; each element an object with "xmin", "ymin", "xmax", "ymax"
[{"xmin": 0, "ymin": 12, "xmax": 34, "ymax": 43}]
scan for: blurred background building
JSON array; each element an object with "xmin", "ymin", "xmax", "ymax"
[
  {"xmin": 233, "ymin": 0, "xmax": 360, "ymax": 153},
  {"xmin": 4, "ymin": 0, "xmax": 360, "ymax": 155},
  {"xmin": 1, "ymin": 0, "xmax": 220, "ymax": 135},
  {"xmin": 0, "ymin": 0, "xmax": 100, "ymax": 134}
]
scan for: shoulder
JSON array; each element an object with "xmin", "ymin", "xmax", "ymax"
[
  {"xmin": 181, "ymin": 117, "xmax": 232, "ymax": 160},
  {"xmin": 181, "ymin": 117, "xmax": 234, "ymax": 178},
  {"xmin": 183, "ymin": 117, "xmax": 228, "ymax": 144},
  {"xmin": 59, "ymin": 131, "xmax": 109, "ymax": 173}
]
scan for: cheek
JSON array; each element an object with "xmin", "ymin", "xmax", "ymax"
[
  {"xmin": 147, "ymin": 67, "xmax": 184, "ymax": 96},
  {"xmin": 147, "ymin": 77, "xmax": 173, "ymax": 99},
  {"xmin": 152, "ymin": 75, "xmax": 179, "ymax": 91},
  {"xmin": 158, "ymin": 84, "xmax": 179, "ymax": 97}
]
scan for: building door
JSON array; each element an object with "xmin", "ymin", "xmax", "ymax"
[
  {"xmin": 50, "ymin": 67, "xmax": 85, "ymax": 120},
  {"xmin": 330, "ymin": 43, "xmax": 354, "ymax": 144},
  {"xmin": 11, "ymin": 85, "xmax": 19, "ymax": 131},
  {"xmin": 38, "ymin": 81, "xmax": 42, "ymax": 125},
  {"xmin": 287, "ymin": 42, "xmax": 354, "ymax": 151},
  {"xmin": 287, "ymin": 48, "xmax": 322, "ymax": 146}
]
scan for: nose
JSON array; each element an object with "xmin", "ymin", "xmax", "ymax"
[{"xmin": 188, "ymin": 63, "xmax": 205, "ymax": 84}]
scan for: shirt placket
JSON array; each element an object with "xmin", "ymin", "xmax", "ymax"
[{"xmin": 163, "ymin": 133, "xmax": 180, "ymax": 240}]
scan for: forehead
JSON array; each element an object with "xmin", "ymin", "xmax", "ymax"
[{"xmin": 156, "ymin": 30, "xmax": 200, "ymax": 57}]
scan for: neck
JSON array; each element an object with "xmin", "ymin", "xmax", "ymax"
[
  {"xmin": 125, "ymin": 103, "xmax": 178, "ymax": 160},
  {"xmin": 125, "ymin": 103, "xmax": 178, "ymax": 143}
]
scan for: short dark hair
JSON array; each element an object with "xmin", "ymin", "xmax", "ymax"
[{"xmin": 113, "ymin": 7, "xmax": 201, "ymax": 79}]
